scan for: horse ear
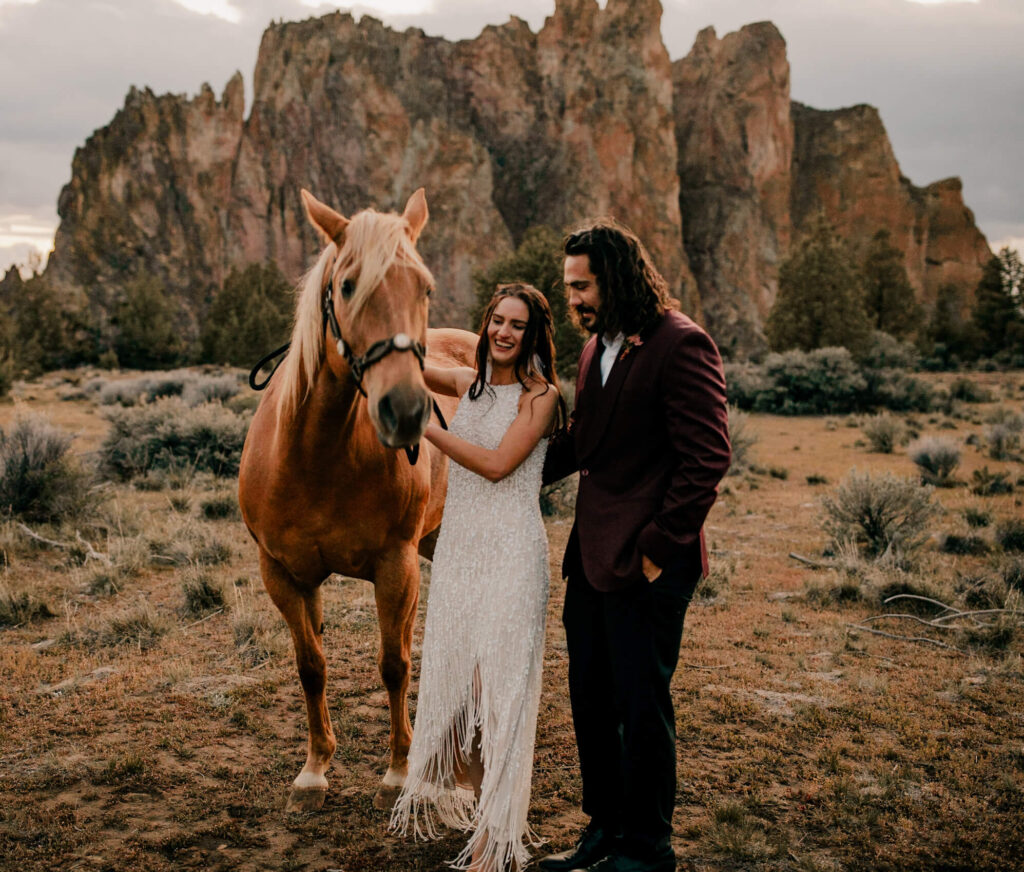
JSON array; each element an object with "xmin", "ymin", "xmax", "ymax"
[
  {"xmin": 402, "ymin": 188, "xmax": 428, "ymax": 242},
  {"xmin": 301, "ymin": 189, "xmax": 349, "ymax": 246}
]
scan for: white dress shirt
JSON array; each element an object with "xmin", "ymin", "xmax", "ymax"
[{"xmin": 600, "ymin": 332, "xmax": 624, "ymax": 386}]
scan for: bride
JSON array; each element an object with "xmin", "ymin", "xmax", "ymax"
[{"xmin": 391, "ymin": 283, "xmax": 566, "ymax": 871}]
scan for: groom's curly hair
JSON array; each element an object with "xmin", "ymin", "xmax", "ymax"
[{"xmin": 563, "ymin": 219, "xmax": 677, "ymax": 338}]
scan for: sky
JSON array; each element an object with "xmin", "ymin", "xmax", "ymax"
[{"xmin": 1, "ymin": 0, "xmax": 1021, "ymax": 275}]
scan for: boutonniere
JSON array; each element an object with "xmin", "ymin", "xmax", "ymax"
[{"xmin": 619, "ymin": 334, "xmax": 644, "ymax": 361}]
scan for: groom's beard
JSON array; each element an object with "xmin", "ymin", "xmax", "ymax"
[{"xmin": 574, "ymin": 304, "xmax": 602, "ymax": 335}]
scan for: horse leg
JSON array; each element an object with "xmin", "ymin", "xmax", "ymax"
[
  {"xmin": 260, "ymin": 549, "xmax": 336, "ymax": 813},
  {"xmin": 417, "ymin": 526, "xmax": 439, "ymax": 561},
  {"xmin": 370, "ymin": 546, "xmax": 420, "ymax": 809}
]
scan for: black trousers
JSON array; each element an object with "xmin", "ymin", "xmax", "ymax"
[{"xmin": 562, "ymin": 549, "xmax": 699, "ymax": 858}]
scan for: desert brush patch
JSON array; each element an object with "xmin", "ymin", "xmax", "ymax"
[{"xmin": 1, "ymin": 367, "xmax": 1022, "ymax": 871}]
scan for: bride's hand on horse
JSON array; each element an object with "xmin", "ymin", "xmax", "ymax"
[
  {"xmin": 423, "ymin": 384, "xmax": 558, "ymax": 483},
  {"xmin": 423, "ymin": 364, "xmax": 476, "ymax": 397}
]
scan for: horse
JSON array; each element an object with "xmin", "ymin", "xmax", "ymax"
[{"xmin": 238, "ymin": 188, "xmax": 477, "ymax": 812}]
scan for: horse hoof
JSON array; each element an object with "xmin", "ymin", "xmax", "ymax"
[
  {"xmin": 286, "ymin": 786, "xmax": 327, "ymax": 813},
  {"xmin": 373, "ymin": 783, "xmax": 402, "ymax": 810}
]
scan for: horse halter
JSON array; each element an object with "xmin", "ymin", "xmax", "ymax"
[
  {"xmin": 322, "ymin": 275, "xmax": 442, "ymax": 465},
  {"xmin": 322, "ymin": 277, "xmax": 427, "ymax": 398}
]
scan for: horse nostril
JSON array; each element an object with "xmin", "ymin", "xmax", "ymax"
[
  {"xmin": 377, "ymin": 393, "xmax": 397, "ymax": 432},
  {"xmin": 378, "ymin": 388, "xmax": 430, "ymax": 443}
]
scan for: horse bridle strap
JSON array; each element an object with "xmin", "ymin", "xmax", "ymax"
[
  {"xmin": 321, "ymin": 277, "xmax": 440, "ymax": 465},
  {"xmin": 322, "ymin": 278, "xmax": 427, "ymax": 397},
  {"xmin": 246, "ymin": 279, "xmax": 446, "ymax": 466}
]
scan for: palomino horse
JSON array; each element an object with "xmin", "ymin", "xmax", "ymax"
[{"xmin": 239, "ymin": 188, "xmax": 476, "ymax": 812}]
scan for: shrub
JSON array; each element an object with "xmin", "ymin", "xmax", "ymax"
[
  {"xmin": 100, "ymin": 398, "xmax": 250, "ymax": 480},
  {"xmin": 971, "ymin": 466, "xmax": 1014, "ymax": 496},
  {"xmin": 723, "ymin": 363, "xmax": 768, "ymax": 409},
  {"xmin": 0, "ymin": 416, "xmax": 97, "ymax": 523},
  {"xmin": 98, "ymin": 373, "xmax": 240, "ymax": 408},
  {"xmin": 948, "ymin": 377, "xmax": 990, "ymax": 404},
  {"xmin": 0, "ymin": 579, "xmax": 55, "ymax": 626},
  {"xmin": 983, "ymin": 412, "xmax": 1023, "ymax": 460},
  {"xmin": 754, "ymin": 348, "xmax": 867, "ymax": 415},
  {"xmin": 726, "ymin": 406, "xmax": 757, "ymax": 475},
  {"xmin": 822, "ymin": 471, "xmax": 938, "ymax": 559},
  {"xmin": 232, "ymin": 584, "xmax": 283, "ymax": 667},
  {"xmin": 182, "ymin": 375, "xmax": 241, "ymax": 407},
  {"xmin": 862, "ymin": 369, "xmax": 934, "ymax": 412},
  {"xmin": 695, "ymin": 554, "xmax": 735, "ymax": 602},
  {"xmin": 67, "ymin": 600, "xmax": 170, "ymax": 651},
  {"xmin": 996, "ymin": 519, "xmax": 1024, "ymax": 553},
  {"xmin": 907, "ymin": 437, "xmax": 961, "ymax": 487},
  {"xmin": 806, "ymin": 473, "xmax": 829, "ymax": 485},
  {"xmin": 861, "ymin": 413, "xmax": 905, "ymax": 454},
  {"xmin": 182, "ymin": 569, "xmax": 226, "ymax": 617},
  {"xmin": 724, "ymin": 349, "xmax": 933, "ymax": 415},
  {"xmin": 940, "ymin": 534, "xmax": 989, "ymax": 556},
  {"xmin": 540, "ymin": 478, "xmax": 576, "ymax": 518},
  {"xmin": 1002, "ymin": 557, "xmax": 1024, "ymax": 591},
  {"xmin": 964, "ymin": 507, "xmax": 992, "ymax": 528},
  {"xmin": 200, "ymin": 492, "xmax": 240, "ymax": 520},
  {"xmin": 859, "ymin": 331, "xmax": 920, "ymax": 370}
]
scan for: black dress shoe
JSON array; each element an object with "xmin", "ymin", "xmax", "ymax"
[
  {"xmin": 571, "ymin": 850, "xmax": 676, "ymax": 872},
  {"xmin": 537, "ymin": 824, "xmax": 619, "ymax": 872}
]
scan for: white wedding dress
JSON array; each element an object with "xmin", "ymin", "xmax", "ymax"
[{"xmin": 391, "ymin": 380, "xmax": 550, "ymax": 870}]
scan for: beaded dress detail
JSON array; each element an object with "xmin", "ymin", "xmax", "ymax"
[{"xmin": 391, "ymin": 381, "xmax": 549, "ymax": 870}]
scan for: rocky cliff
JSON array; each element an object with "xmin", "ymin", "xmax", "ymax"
[
  {"xmin": 674, "ymin": 23, "xmax": 990, "ymax": 355},
  {"xmin": 42, "ymin": 1, "xmax": 989, "ymax": 357}
]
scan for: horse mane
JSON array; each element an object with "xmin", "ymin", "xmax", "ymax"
[{"xmin": 276, "ymin": 208, "xmax": 435, "ymax": 421}]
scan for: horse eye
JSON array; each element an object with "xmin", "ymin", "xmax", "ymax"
[
  {"xmin": 425, "ymin": 287, "xmax": 433, "ymax": 298},
  {"xmin": 340, "ymin": 279, "xmax": 355, "ymax": 300}
]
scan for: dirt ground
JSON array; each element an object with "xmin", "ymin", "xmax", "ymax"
[{"xmin": 1, "ymin": 370, "xmax": 1022, "ymax": 872}]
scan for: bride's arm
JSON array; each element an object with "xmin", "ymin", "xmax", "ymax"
[
  {"xmin": 423, "ymin": 364, "xmax": 476, "ymax": 397},
  {"xmin": 424, "ymin": 384, "xmax": 558, "ymax": 483}
]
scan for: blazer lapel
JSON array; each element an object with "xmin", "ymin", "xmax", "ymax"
[{"xmin": 576, "ymin": 337, "xmax": 640, "ymax": 462}]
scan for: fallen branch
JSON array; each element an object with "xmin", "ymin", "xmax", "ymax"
[
  {"xmin": 15, "ymin": 523, "xmax": 110, "ymax": 565},
  {"xmin": 882, "ymin": 593, "xmax": 959, "ymax": 615},
  {"xmin": 860, "ymin": 613, "xmax": 961, "ymax": 631},
  {"xmin": 930, "ymin": 608, "xmax": 1023, "ymax": 625},
  {"xmin": 181, "ymin": 607, "xmax": 225, "ymax": 631},
  {"xmin": 684, "ymin": 663, "xmax": 735, "ymax": 671},
  {"xmin": 789, "ymin": 552, "xmax": 830, "ymax": 569},
  {"xmin": 845, "ymin": 623, "xmax": 964, "ymax": 653}
]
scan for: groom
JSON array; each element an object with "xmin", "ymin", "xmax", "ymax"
[{"xmin": 541, "ymin": 221, "xmax": 731, "ymax": 872}]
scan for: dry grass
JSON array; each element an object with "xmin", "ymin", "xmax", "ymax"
[{"xmin": 1, "ymin": 368, "xmax": 1023, "ymax": 871}]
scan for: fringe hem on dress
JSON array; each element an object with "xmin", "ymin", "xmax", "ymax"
[{"xmin": 390, "ymin": 681, "xmax": 546, "ymax": 870}]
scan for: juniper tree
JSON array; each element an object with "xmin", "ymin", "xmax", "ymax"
[
  {"xmin": 765, "ymin": 219, "xmax": 872, "ymax": 354},
  {"xmin": 113, "ymin": 274, "xmax": 186, "ymax": 369},
  {"xmin": 199, "ymin": 261, "xmax": 293, "ymax": 366},
  {"xmin": 971, "ymin": 247, "xmax": 1024, "ymax": 359},
  {"xmin": 862, "ymin": 229, "xmax": 918, "ymax": 338},
  {"xmin": 473, "ymin": 225, "xmax": 583, "ymax": 377}
]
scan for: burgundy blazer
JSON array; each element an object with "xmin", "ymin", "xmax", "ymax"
[{"xmin": 543, "ymin": 310, "xmax": 731, "ymax": 592}]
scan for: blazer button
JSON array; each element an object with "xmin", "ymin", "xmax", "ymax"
[{"xmin": 581, "ymin": 468, "xmax": 589, "ymax": 477}]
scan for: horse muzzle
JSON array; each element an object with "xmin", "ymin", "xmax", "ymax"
[{"xmin": 374, "ymin": 384, "xmax": 431, "ymax": 448}]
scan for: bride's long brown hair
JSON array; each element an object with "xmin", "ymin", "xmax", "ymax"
[{"xmin": 469, "ymin": 283, "xmax": 567, "ymax": 432}]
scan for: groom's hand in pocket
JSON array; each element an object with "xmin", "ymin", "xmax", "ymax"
[{"xmin": 641, "ymin": 553, "xmax": 662, "ymax": 582}]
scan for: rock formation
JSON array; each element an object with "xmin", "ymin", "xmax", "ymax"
[
  {"xmin": 675, "ymin": 23, "xmax": 990, "ymax": 355},
  {"xmin": 40, "ymin": 1, "xmax": 990, "ymax": 358}
]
